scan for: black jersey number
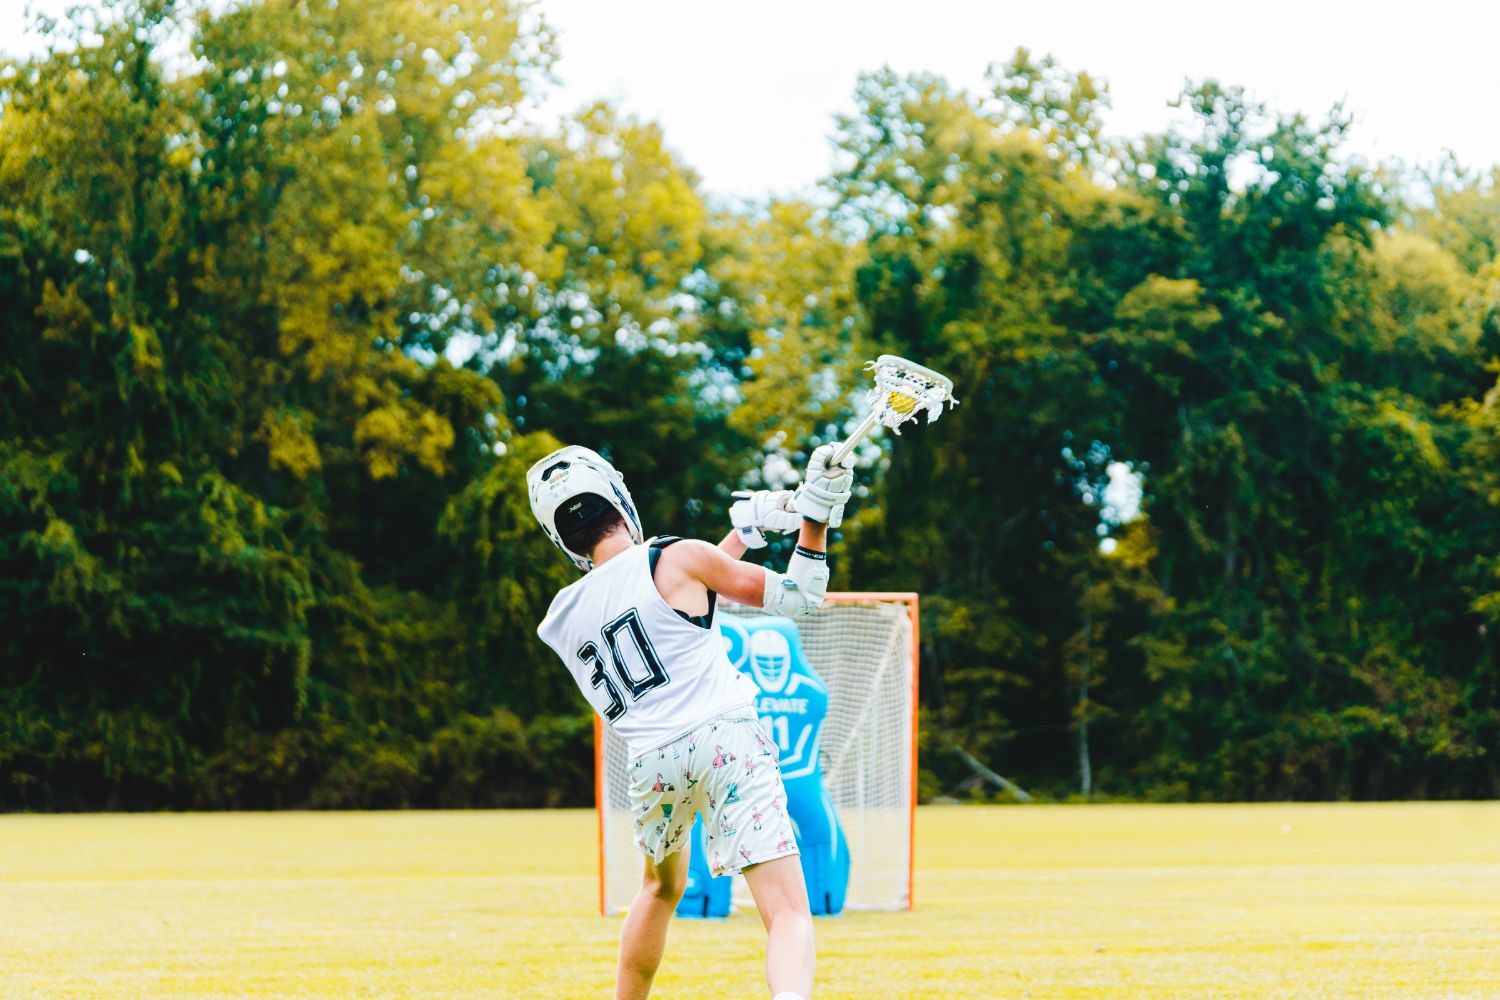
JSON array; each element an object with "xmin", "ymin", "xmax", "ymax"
[
  {"xmin": 602, "ymin": 608, "xmax": 671, "ymax": 700},
  {"xmin": 579, "ymin": 641, "xmax": 626, "ymax": 722},
  {"xmin": 579, "ymin": 608, "xmax": 669, "ymax": 720}
]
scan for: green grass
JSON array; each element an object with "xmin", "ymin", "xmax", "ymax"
[{"xmin": 3, "ymin": 803, "xmax": 1498, "ymax": 998}]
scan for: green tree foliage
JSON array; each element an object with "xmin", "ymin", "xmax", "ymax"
[
  {"xmin": 492, "ymin": 104, "xmax": 755, "ymax": 540},
  {"xmin": 1409, "ymin": 162, "xmax": 1500, "ymax": 275},
  {"xmin": 825, "ymin": 63, "xmax": 1123, "ymax": 778},
  {"xmin": 1104, "ymin": 86, "xmax": 1497, "ymax": 799},
  {"xmin": 3, "ymin": 13, "xmax": 1498, "ymax": 808},
  {"xmin": 1, "ymin": 0, "xmax": 584, "ymax": 808}
]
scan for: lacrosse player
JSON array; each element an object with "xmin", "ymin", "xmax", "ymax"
[{"xmin": 528, "ymin": 444, "xmax": 853, "ymax": 1000}]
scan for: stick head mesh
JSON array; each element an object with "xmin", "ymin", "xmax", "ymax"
[{"xmin": 868, "ymin": 355, "xmax": 957, "ymax": 432}]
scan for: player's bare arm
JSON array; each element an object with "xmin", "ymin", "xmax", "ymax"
[
  {"xmin": 717, "ymin": 529, "xmax": 750, "ymax": 560},
  {"xmin": 655, "ymin": 521, "xmax": 828, "ymax": 610},
  {"xmin": 660, "ymin": 448, "xmax": 850, "ymax": 615}
]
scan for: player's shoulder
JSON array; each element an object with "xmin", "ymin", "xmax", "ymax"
[
  {"xmin": 650, "ymin": 536, "xmax": 724, "ymax": 580},
  {"xmin": 650, "ymin": 535, "xmax": 719, "ymax": 564},
  {"xmin": 537, "ymin": 572, "xmax": 592, "ymax": 641}
]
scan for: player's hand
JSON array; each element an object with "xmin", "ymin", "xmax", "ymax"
[
  {"xmin": 729, "ymin": 489, "xmax": 800, "ymax": 549},
  {"xmin": 792, "ymin": 444, "xmax": 854, "ymax": 528}
]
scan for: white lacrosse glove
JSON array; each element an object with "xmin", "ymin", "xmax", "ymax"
[
  {"xmin": 792, "ymin": 444, "xmax": 854, "ymax": 528},
  {"xmin": 729, "ymin": 489, "xmax": 799, "ymax": 549}
]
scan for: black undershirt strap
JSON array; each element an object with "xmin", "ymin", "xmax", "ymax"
[{"xmin": 647, "ymin": 536, "xmax": 717, "ymax": 629}]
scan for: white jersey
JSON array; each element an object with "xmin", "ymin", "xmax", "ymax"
[{"xmin": 537, "ymin": 539, "xmax": 758, "ymax": 758}]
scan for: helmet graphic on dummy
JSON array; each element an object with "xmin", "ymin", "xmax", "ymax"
[
  {"xmin": 749, "ymin": 628, "xmax": 792, "ymax": 693},
  {"xmin": 526, "ymin": 445, "xmax": 644, "ymax": 571}
]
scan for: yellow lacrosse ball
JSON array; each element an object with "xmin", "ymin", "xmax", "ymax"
[{"xmin": 889, "ymin": 392, "xmax": 917, "ymax": 415}]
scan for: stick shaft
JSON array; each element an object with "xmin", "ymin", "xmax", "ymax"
[{"xmin": 830, "ymin": 408, "xmax": 882, "ymax": 467}]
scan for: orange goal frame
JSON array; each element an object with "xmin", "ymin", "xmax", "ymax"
[{"xmin": 594, "ymin": 592, "xmax": 920, "ymax": 915}]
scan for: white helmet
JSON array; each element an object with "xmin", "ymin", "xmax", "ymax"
[{"xmin": 526, "ymin": 445, "xmax": 644, "ymax": 571}]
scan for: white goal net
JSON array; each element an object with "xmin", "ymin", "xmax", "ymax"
[{"xmin": 596, "ymin": 593, "xmax": 918, "ymax": 915}]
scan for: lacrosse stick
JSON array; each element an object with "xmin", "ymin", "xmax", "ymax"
[{"xmin": 828, "ymin": 355, "xmax": 958, "ymax": 467}]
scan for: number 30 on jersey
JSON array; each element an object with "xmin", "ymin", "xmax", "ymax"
[{"xmin": 578, "ymin": 608, "xmax": 669, "ymax": 720}]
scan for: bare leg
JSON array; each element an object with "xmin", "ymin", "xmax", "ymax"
[
  {"xmin": 616, "ymin": 849, "xmax": 690, "ymax": 1000},
  {"xmin": 742, "ymin": 854, "xmax": 815, "ymax": 999}
]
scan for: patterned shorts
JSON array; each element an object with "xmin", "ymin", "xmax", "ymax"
[{"xmin": 629, "ymin": 707, "xmax": 800, "ymax": 878}]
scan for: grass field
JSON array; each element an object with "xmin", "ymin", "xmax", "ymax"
[{"xmin": 3, "ymin": 803, "xmax": 1498, "ymax": 999}]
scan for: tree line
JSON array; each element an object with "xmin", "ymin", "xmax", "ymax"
[{"xmin": 3, "ymin": 0, "xmax": 1498, "ymax": 809}]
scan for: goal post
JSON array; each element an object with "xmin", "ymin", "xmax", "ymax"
[{"xmin": 595, "ymin": 592, "xmax": 919, "ymax": 915}]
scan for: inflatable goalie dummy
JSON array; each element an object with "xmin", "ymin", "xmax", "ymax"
[{"xmin": 676, "ymin": 615, "xmax": 851, "ymax": 918}]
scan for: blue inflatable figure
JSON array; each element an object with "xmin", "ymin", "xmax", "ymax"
[
  {"xmin": 677, "ymin": 615, "xmax": 852, "ymax": 919},
  {"xmin": 732, "ymin": 615, "xmax": 850, "ymax": 915},
  {"xmin": 674, "ymin": 814, "xmax": 732, "ymax": 918}
]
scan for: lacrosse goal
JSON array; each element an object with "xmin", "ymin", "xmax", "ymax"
[{"xmin": 595, "ymin": 592, "xmax": 919, "ymax": 915}]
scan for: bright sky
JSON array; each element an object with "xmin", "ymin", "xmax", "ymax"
[
  {"xmin": 6, "ymin": 0, "xmax": 1497, "ymax": 198},
  {"xmin": 529, "ymin": 0, "xmax": 1500, "ymax": 198}
]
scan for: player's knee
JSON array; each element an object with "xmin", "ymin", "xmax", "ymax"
[
  {"xmin": 647, "ymin": 877, "xmax": 686, "ymax": 905},
  {"xmin": 643, "ymin": 864, "xmax": 688, "ymax": 904},
  {"xmin": 767, "ymin": 906, "xmax": 815, "ymax": 947},
  {"xmin": 757, "ymin": 880, "xmax": 814, "ymax": 933}
]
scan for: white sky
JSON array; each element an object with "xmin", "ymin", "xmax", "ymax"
[
  {"xmin": 5, "ymin": 0, "xmax": 1498, "ymax": 198},
  {"xmin": 529, "ymin": 0, "xmax": 1500, "ymax": 198}
]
